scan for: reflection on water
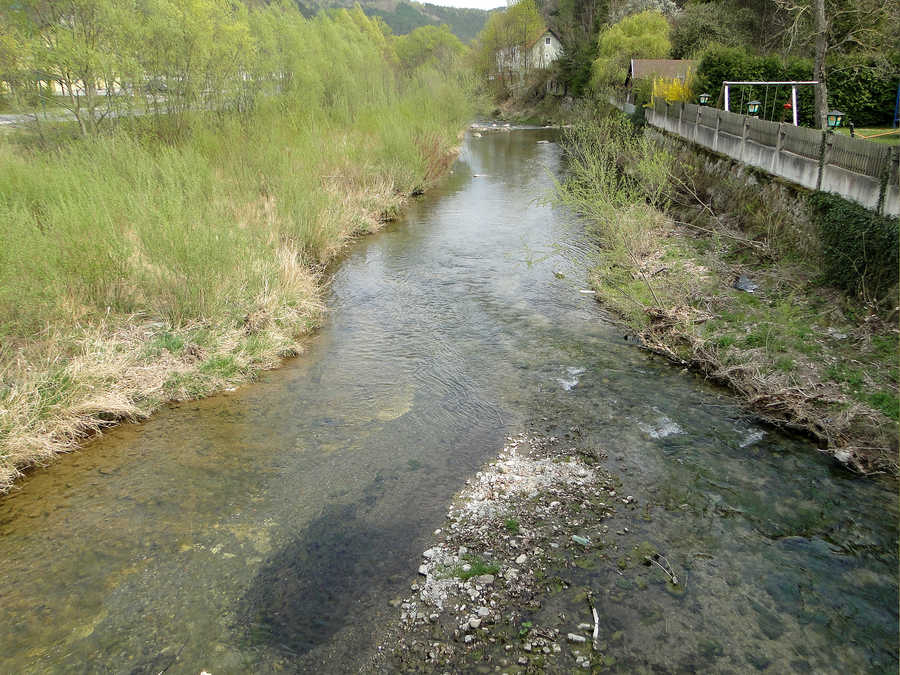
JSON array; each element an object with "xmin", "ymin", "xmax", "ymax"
[{"xmin": 0, "ymin": 130, "xmax": 896, "ymax": 673}]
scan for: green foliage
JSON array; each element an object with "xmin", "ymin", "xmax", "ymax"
[
  {"xmin": 670, "ymin": 1, "xmax": 754, "ymax": 59},
  {"xmin": 554, "ymin": 36, "xmax": 598, "ymax": 97},
  {"xmin": 591, "ymin": 10, "xmax": 670, "ymax": 91},
  {"xmin": 695, "ymin": 44, "xmax": 897, "ymax": 127},
  {"xmin": 695, "ymin": 45, "xmax": 811, "ymax": 121},
  {"xmin": 395, "ymin": 24, "xmax": 466, "ymax": 73},
  {"xmin": 0, "ymin": 4, "xmax": 473, "ymax": 335},
  {"xmin": 504, "ymin": 518, "xmax": 520, "ymax": 533},
  {"xmin": 455, "ymin": 554, "xmax": 500, "ymax": 580},
  {"xmin": 472, "ymin": 0, "xmax": 544, "ymax": 90},
  {"xmin": 809, "ymin": 192, "xmax": 899, "ymax": 302},
  {"xmin": 827, "ymin": 57, "xmax": 900, "ymax": 128}
]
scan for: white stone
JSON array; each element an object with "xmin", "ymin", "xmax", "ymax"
[
  {"xmin": 567, "ymin": 633, "xmax": 587, "ymax": 644},
  {"xmin": 515, "ymin": 554, "xmax": 528, "ymax": 565}
]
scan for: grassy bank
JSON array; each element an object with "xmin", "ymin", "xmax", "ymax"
[
  {"xmin": 0, "ymin": 7, "xmax": 473, "ymax": 492},
  {"xmin": 558, "ymin": 115, "xmax": 898, "ymax": 474}
]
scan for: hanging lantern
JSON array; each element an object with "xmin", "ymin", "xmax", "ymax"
[
  {"xmin": 698, "ymin": 93, "xmax": 711, "ymax": 106},
  {"xmin": 827, "ymin": 110, "xmax": 845, "ymax": 129},
  {"xmin": 747, "ymin": 100, "xmax": 761, "ymax": 116}
]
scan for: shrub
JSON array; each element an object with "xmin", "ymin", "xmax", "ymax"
[{"xmin": 809, "ymin": 192, "xmax": 899, "ymax": 302}]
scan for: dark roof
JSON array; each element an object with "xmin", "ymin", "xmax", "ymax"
[{"xmin": 630, "ymin": 59, "xmax": 698, "ymax": 81}]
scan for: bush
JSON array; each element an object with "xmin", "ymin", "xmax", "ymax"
[
  {"xmin": 809, "ymin": 192, "xmax": 899, "ymax": 302},
  {"xmin": 670, "ymin": 2, "xmax": 754, "ymax": 59}
]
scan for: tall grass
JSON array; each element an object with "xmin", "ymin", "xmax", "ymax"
[{"xmin": 0, "ymin": 6, "xmax": 473, "ymax": 490}]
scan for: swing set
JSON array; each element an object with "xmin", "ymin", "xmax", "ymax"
[{"xmin": 721, "ymin": 80, "xmax": 818, "ymax": 126}]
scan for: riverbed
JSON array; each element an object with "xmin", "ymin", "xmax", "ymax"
[{"xmin": 0, "ymin": 128, "xmax": 896, "ymax": 673}]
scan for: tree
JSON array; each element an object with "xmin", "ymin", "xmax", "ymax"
[
  {"xmin": 1, "ymin": 0, "xmax": 135, "ymax": 135},
  {"xmin": 774, "ymin": 0, "xmax": 898, "ymax": 128},
  {"xmin": 395, "ymin": 25, "xmax": 466, "ymax": 74},
  {"xmin": 590, "ymin": 9, "xmax": 670, "ymax": 91},
  {"xmin": 670, "ymin": 1, "xmax": 755, "ymax": 58},
  {"xmin": 472, "ymin": 0, "xmax": 544, "ymax": 89}
]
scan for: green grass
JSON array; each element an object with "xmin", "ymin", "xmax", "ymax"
[
  {"xmin": 834, "ymin": 127, "xmax": 900, "ymax": 145},
  {"xmin": 0, "ymin": 7, "xmax": 474, "ymax": 492},
  {"xmin": 504, "ymin": 518, "xmax": 520, "ymax": 533},
  {"xmin": 455, "ymin": 554, "xmax": 500, "ymax": 580}
]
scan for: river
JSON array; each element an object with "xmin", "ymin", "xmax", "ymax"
[{"xmin": 1, "ymin": 128, "xmax": 896, "ymax": 673}]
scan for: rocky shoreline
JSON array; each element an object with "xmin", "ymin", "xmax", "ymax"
[{"xmin": 368, "ymin": 428, "xmax": 670, "ymax": 673}]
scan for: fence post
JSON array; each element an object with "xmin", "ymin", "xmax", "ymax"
[
  {"xmin": 739, "ymin": 115, "xmax": 750, "ymax": 162},
  {"xmin": 713, "ymin": 110, "xmax": 722, "ymax": 152},
  {"xmin": 878, "ymin": 146, "xmax": 899, "ymax": 215},
  {"xmin": 817, "ymin": 131, "xmax": 833, "ymax": 192},
  {"xmin": 678, "ymin": 102, "xmax": 684, "ymax": 136},
  {"xmin": 774, "ymin": 123, "xmax": 786, "ymax": 173},
  {"xmin": 694, "ymin": 103, "xmax": 701, "ymax": 143}
]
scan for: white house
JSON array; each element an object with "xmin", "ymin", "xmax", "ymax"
[{"xmin": 496, "ymin": 28, "xmax": 563, "ymax": 76}]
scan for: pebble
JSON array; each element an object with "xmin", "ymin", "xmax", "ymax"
[
  {"xmin": 567, "ymin": 633, "xmax": 587, "ymax": 644},
  {"xmin": 461, "ymin": 564, "xmax": 472, "ymax": 573},
  {"xmin": 477, "ymin": 607, "xmax": 490, "ymax": 617},
  {"xmin": 518, "ymin": 657, "xmax": 528, "ymax": 666},
  {"xmin": 523, "ymin": 642, "xmax": 532, "ymax": 652},
  {"xmin": 423, "ymin": 548, "xmax": 436, "ymax": 559},
  {"xmin": 578, "ymin": 623, "xmax": 592, "ymax": 631},
  {"xmin": 515, "ymin": 554, "xmax": 528, "ymax": 565},
  {"xmin": 475, "ymin": 574, "xmax": 495, "ymax": 585},
  {"xmin": 418, "ymin": 565, "xmax": 428, "ymax": 576},
  {"xmin": 469, "ymin": 618, "xmax": 482, "ymax": 629},
  {"xmin": 464, "ymin": 635, "xmax": 474, "ymax": 644}
]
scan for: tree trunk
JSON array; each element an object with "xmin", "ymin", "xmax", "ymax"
[{"xmin": 813, "ymin": 0, "xmax": 828, "ymax": 129}]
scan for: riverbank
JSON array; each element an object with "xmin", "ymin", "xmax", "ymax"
[
  {"xmin": 0, "ymin": 82, "xmax": 471, "ymax": 492},
  {"xmin": 0, "ymin": 129, "xmax": 466, "ymax": 492},
  {"xmin": 558, "ymin": 116, "xmax": 898, "ymax": 475}
]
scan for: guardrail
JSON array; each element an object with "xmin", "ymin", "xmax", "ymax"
[{"xmin": 641, "ymin": 100, "xmax": 899, "ymax": 217}]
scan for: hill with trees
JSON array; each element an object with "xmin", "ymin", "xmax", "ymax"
[{"xmin": 289, "ymin": 0, "xmax": 492, "ymax": 43}]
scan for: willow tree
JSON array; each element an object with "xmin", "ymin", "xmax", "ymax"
[{"xmin": 590, "ymin": 9, "xmax": 670, "ymax": 92}]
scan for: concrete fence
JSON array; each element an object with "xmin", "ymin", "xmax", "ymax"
[{"xmin": 643, "ymin": 99, "xmax": 899, "ymax": 217}]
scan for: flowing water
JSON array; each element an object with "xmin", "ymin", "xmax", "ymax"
[{"xmin": 0, "ymin": 129, "xmax": 896, "ymax": 673}]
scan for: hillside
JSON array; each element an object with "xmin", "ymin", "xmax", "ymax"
[{"xmin": 294, "ymin": 0, "xmax": 491, "ymax": 43}]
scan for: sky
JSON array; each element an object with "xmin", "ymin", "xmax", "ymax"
[{"xmin": 424, "ymin": 0, "xmax": 507, "ymax": 9}]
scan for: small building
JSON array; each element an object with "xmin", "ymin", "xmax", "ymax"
[{"xmin": 496, "ymin": 28, "xmax": 564, "ymax": 75}]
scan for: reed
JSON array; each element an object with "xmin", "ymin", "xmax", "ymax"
[{"xmin": 0, "ymin": 6, "xmax": 472, "ymax": 491}]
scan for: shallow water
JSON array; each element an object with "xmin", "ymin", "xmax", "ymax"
[{"xmin": 0, "ymin": 129, "xmax": 896, "ymax": 673}]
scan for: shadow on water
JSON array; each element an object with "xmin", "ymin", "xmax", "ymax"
[{"xmin": 237, "ymin": 477, "xmax": 409, "ymax": 660}]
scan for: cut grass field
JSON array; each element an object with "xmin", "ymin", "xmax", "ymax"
[{"xmin": 0, "ymin": 57, "xmax": 473, "ymax": 491}]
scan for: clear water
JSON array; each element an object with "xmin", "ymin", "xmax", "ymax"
[{"xmin": 0, "ymin": 130, "xmax": 895, "ymax": 673}]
